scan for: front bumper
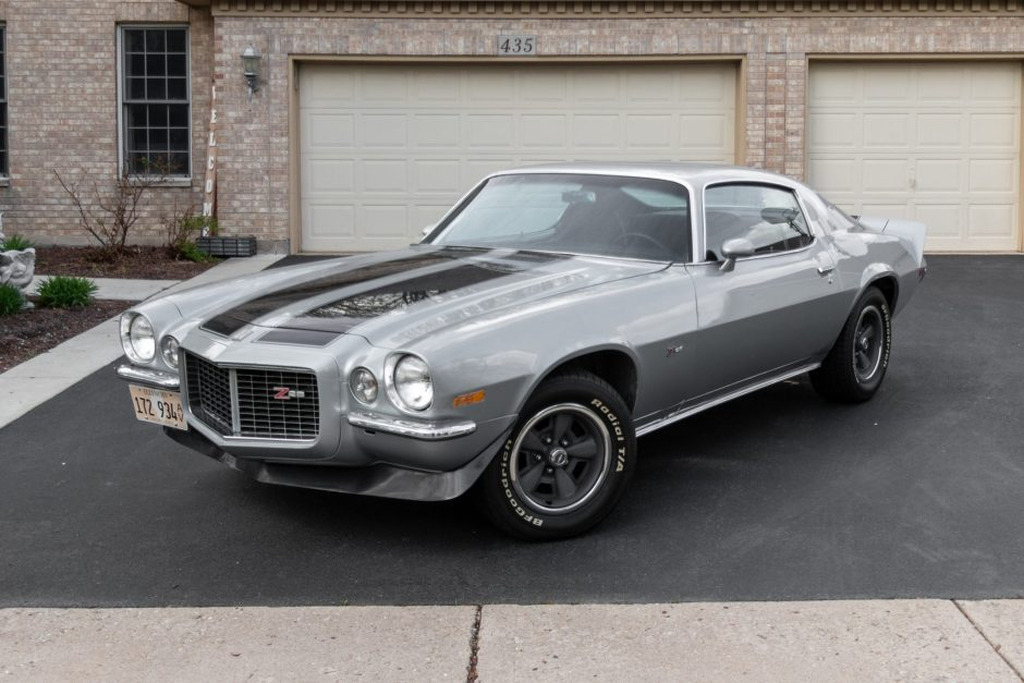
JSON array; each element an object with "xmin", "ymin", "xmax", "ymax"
[
  {"xmin": 165, "ymin": 423, "xmax": 511, "ymax": 502},
  {"xmin": 117, "ymin": 363, "xmax": 479, "ymax": 443},
  {"xmin": 117, "ymin": 365, "xmax": 180, "ymax": 389},
  {"xmin": 117, "ymin": 327, "xmax": 516, "ymax": 477},
  {"xmin": 347, "ymin": 412, "xmax": 476, "ymax": 440}
]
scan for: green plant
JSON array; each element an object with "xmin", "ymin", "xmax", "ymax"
[
  {"xmin": 1, "ymin": 234, "xmax": 33, "ymax": 251},
  {"xmin": 36, "ymin": 276, "xmax": 98, "ymax": 310},
  {"xmin": 0, "ymin": 283, "xmax": 24, "ymax": 315},
  {"xmin": 163, "ymin": 207, "xmax": 218, "ymax": 261},
  {"xmin": 177, "ymin": 240, "xmax": 215, "ymax": 263}
]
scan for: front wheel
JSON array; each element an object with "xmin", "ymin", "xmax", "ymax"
[
  {"xmin": 810, "ymin": 286, "xmax": 892, "ymax": 403},
  {"xmin": 475, "ymin": 370, "xmax": 636, "ymax": 540}
]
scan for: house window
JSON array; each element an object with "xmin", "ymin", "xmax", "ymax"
[
  {"xmin": 0, "ymin": 27, "xmax": 8, "ymax": 177},
  {"xmin": 120, "ymin": 26, "xmax": 190, "ymax": 177}
]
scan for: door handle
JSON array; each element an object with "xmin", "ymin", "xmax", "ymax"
[{"xmin": 817, "ymin": 264, "xmax": 835, "ymax": 276}]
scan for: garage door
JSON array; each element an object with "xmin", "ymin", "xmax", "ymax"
[
  {"xmin": 299, "ymin": 62, "xmax": 737, "ymax": 252},
  {"xmin": 808, "ymin": 62, "xmax": 1021, "ymax": 252}
]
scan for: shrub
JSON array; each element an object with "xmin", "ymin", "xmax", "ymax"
[
  {"xmin": 177, "ymin": 240, "xmax": 214, "ymax": 263},
  {"xmin": 0, "ymin": 283, "xmax": 24, "ymax": 315},
  {"xmin": 1, "ymin": 234, "xmax": 33, "ymax": 251},
  {"xmin": 36, "ymin": 276, "xmax": 98, "ymax": 310},
  {"xmin": 164, "ymin": 208, "xmax": 218, "ymax": 262},
  {"xmin": 53, "ymin": 160, "xmax": 172, "ymax": 259}
]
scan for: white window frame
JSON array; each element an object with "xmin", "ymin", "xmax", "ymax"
[
  {"xmin": 0, "ymin": 25, "xmax": 8, "ymax": 179},
  {"xmin": 116, "ymin": 24, "xmax": 192, "ymax": 180}
]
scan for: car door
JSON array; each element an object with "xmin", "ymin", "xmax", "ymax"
[{"xmin": 684, "ymin": 182, "xmax": 843, "ymax": 400}]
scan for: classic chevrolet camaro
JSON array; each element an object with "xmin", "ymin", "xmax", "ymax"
[{"xmin": 117, "ymin": 163, "xmax": 926, "ymax": 539}]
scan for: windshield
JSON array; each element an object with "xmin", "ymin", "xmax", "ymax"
[{"xmin": 428, "ymin": 173, "xmax": 692, "ymax": 262}]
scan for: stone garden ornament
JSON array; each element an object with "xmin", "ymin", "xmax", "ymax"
[{"xmin": 0, "ymin": 216, "xmax": 38, "ymax": 296}]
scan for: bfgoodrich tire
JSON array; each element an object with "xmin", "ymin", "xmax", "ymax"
[
  {"xmin": 810, "ymin": 286, "xmax": 892, "ymax": 403},
  {"xmin": 476, "ymin": 370, "xmax": 637, "ymax": 540}
]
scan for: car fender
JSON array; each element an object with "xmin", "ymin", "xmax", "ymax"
[
  {"xmin": 427, "ymin": 337, "xmax": 644, "ymax": 433},
  {"xmin": 420, "ymin": 269, "xmax": 687, "ymax": 429},
  {"xmin": 856, "ymin": 262, "xmax": 900, "ymax": 313},
  {"xmin": 519, "ymin": 341, "xmax": 643, "ymax": 413}
]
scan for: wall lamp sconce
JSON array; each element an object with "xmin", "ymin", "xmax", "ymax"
[{"xmin": 241, "ymin": 43, "xmax": 262, "ymax": 101}]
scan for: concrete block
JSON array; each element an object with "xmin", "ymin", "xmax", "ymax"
[
  {"xmin": 0, "ymin": 606, "xmax": 476, "ymax": 682},
  {"xmin": 959, "ymin": 600, "xmax": 1024, "ymax": 678},
  {"xmin": 477, "ymin": 601, "xmax": 1017, "ymax": 681}
]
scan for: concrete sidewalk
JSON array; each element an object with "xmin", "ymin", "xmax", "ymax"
[
  {"xmin": 2, "ymin": 601, "xmax": 1022, "ymax": 681},
  {"xmin": 4, "ymin": 257, "xmax": 1024, "ymax": 682}
]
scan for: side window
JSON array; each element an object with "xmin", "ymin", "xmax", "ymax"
[
  {"xmin": 817, "ymin": 194, "xmax": 860, "ymax": 232},
  {"xmin": 704, "ymin": 183, "xmax": 814, "ymax": 260},
  {"xmin": 800, "ymin": 191, "xmax": 831, "ymax": 234}
]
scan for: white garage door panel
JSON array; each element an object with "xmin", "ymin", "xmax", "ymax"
[
  {"xmin": 300, "ymin": 62, "xmax": 736, "ymax": 253},
  {"xmin": 808, "ymin": 62, "xmax": 1021, "ymax": 252}
]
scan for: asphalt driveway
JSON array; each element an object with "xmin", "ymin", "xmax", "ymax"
[{"xmin": 1, "ymin": 255, "xmax": 1022, "ymax": 608}]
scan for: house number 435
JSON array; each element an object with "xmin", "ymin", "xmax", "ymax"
[{"xmin": 497, "ymin": 36, "xmax": 537, "ymax": 56}]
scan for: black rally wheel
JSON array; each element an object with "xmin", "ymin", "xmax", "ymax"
[
  {"xmin": 810, "ymin": 286, "xmax": 892, "ymax": 403},
  {"xmin": 476, "ymin": 370, "xmax": 637, "ymax": 540}
]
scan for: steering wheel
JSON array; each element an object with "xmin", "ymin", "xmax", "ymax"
[{"xmin": 612, "ymin": 231, "xmax": 670, "ymax": 255}]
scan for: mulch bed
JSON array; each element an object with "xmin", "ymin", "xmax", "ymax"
[
  {"xmin": 0, "ymin": 300, "xmax": 129, "ymax": 374},
  {"xmin": 34, "ymin": 245, "xmax": 219, "ymax": 280},
  {"xmin": 1, "ymin": 246, "xmax": 221, "ymax": 375}
]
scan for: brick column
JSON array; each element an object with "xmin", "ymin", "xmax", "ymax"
[
  {"xmin": 784, "ymin": 54, "xmax": 807, "ymax": 181},
  {"xmin": 744, "ymin": 53, "xmax": 767, "ymax": 169},
  {"xmin": 765, "ymin": 52, "xmax": 787, "ymax": 173}
]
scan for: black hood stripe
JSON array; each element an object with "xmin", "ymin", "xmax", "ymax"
[
  {"xmin": 203, "ymin": 249, "xmax": 462, "ymax": 337},
  {"xmin": 203, "ymin": 247, "xmax": 566, "ymax": 339},
  {"xmin": 279, "ymin": 263, "xmax": 516, "ymax": 335}
]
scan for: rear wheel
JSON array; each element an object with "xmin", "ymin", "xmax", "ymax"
[
  {"xmin": 476, "ymin": 370, "xmax": 636, "ymax": 540},
  {"xmin": 810, "ymin": 286, "xmax": 892, "ymax": 403}
]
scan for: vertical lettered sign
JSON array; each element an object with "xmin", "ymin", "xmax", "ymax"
[{"xmin": 201, "ymin": 83, "xmax": 219, "ymax": 233}]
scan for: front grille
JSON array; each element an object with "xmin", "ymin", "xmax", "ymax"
[
  {"xmin": 237, "ymin": 367, "xmax": 320, "ymax": 439},
  {"xmin": 183, "ymin": 352, "xmax": 320, "ymax": 440},
  {"xmin": 185, "ymin": 353, "xmax": 233, "ymax": 435}
]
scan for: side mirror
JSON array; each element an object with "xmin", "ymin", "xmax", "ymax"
[
  {"xmin": 719, "ymin": 237, "xmax": 755, "ymax": 272},
  {"xmin": 761, "ymin": 207, "xmax": 798, "ymax": 225},
  {"xmin": 420, "ymin": 224, "xmax": 436, "ymax": 241}
]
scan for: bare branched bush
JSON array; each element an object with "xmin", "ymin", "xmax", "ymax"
[{"xmin": 53, "ymin": 164, "xmax": 169, "ymax": 260}]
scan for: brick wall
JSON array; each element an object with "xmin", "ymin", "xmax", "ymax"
[
  {"xmin": 6, "ymin": 1, "xmax": 1024, "ymax": 250},
  {"xmin": 0, "ymin": 0, "xmax": 212, "ymax": 246},
  {"xmin": 203, "ymin": 11, "xmax": 1024, "ymax": 249}
]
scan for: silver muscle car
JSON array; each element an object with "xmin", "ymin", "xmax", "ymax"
[{"xmin": 117, "ymin": 163, "xmax": 927, "ymax": 539}]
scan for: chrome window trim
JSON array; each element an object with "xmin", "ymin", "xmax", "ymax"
[
  {"xmin": 425, "ymin": 171, "xmax": 696, "ymax": 265},
  {"xmin": 700, "ymin": 180, "xmax": 817, "ymax": 264}
]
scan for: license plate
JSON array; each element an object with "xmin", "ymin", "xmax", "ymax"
[{"xmin": 128, "ymin": 384, "xmax": 187, "ymax": 431}]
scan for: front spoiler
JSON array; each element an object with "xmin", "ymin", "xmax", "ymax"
[{"xmin": 165, "ymin": 425, "xmax": 510, "ymax": 502}]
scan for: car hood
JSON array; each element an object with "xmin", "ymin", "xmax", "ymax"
[{"xmin": 196, "ymin": 246, "xmax": 667, "ymax": 348}]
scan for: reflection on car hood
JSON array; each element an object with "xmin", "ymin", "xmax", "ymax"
[{"xmin": 200, "ymin": 246, "xmax": 667, "ymax": 347}]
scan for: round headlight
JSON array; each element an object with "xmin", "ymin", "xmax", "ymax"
[
  {"xmin": 120, "ymin": 313, "xmax": 155, "ymax": 363},
  {"xmin": 349, "ymin": 367, "xmax": 379, "ymax": 405},
  {"xmin": 160, "ymin": 336, "xmax": 180, "ymax": 369},
  {"xmin": 390, "ymin": 355, "xmax": 433, "ymax": 412}
]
